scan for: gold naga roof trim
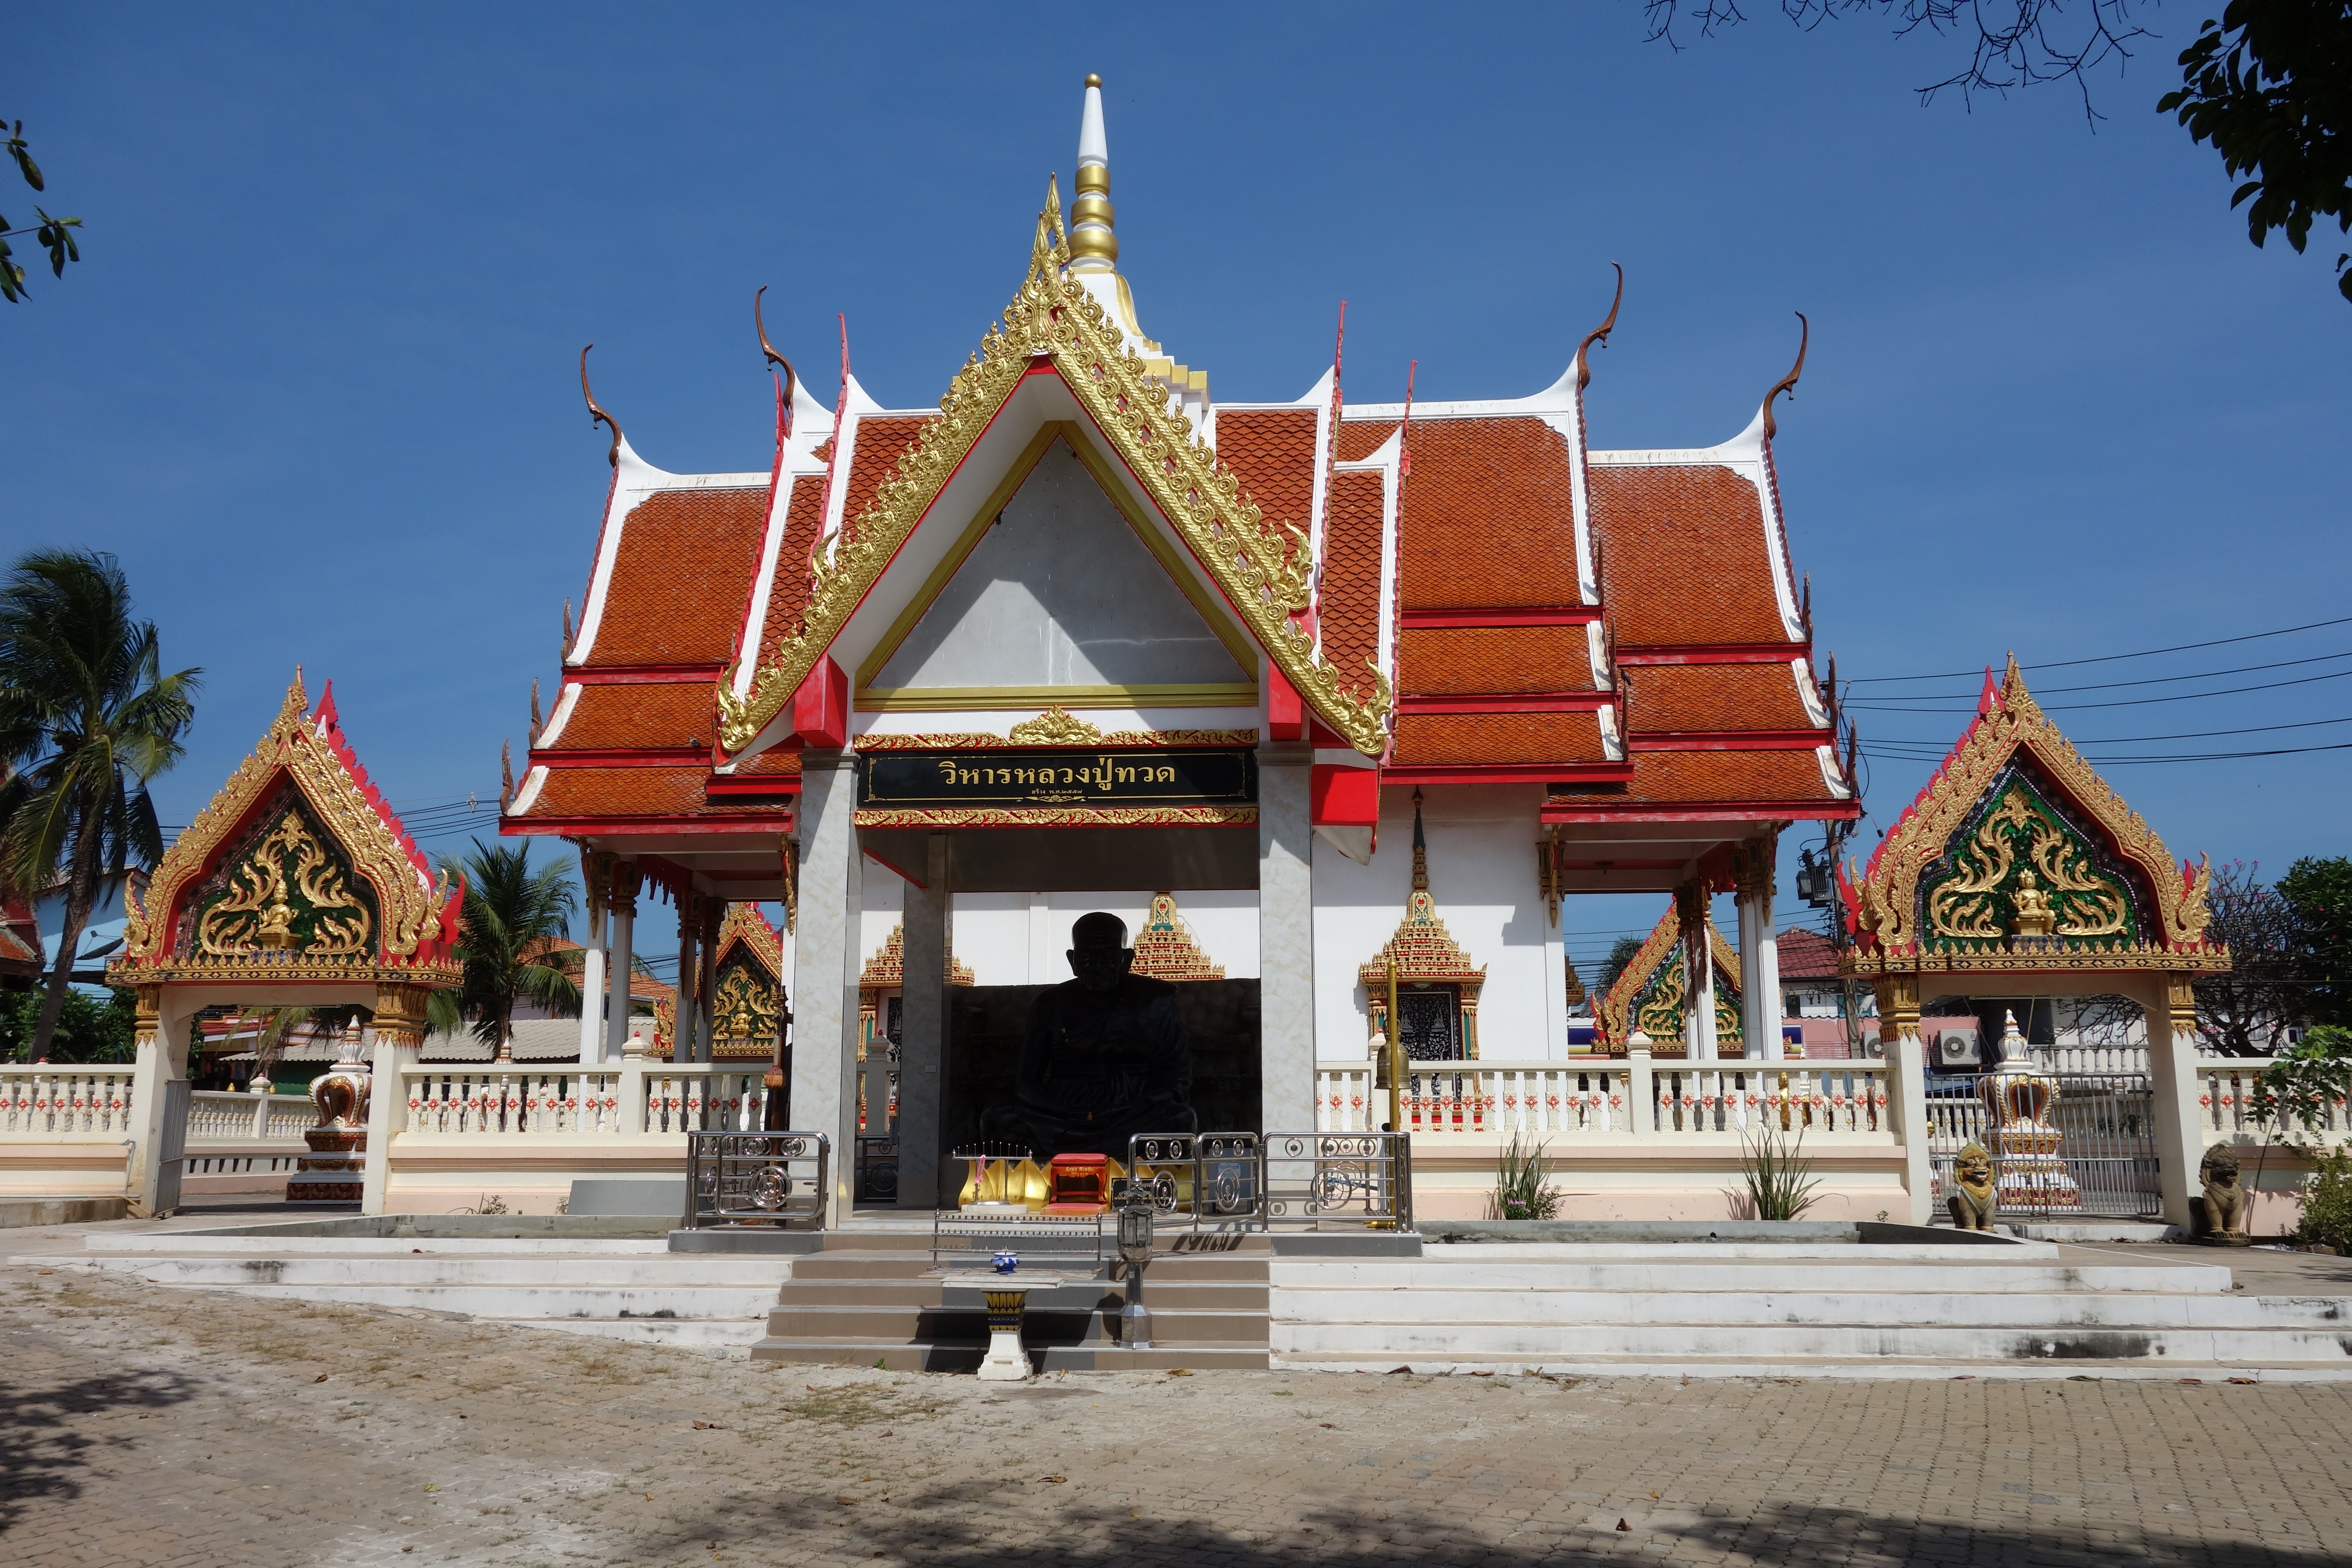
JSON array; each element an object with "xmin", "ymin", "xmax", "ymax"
[
  {"xmin": 1838, "ymin": 655, "xmax": 2227, "ymax": 977},
  {"xmin": 113, "ymin": 672, "xmax": 463, "ymax": 989},
  {"xmin": 714, "ymin": 178, "xmax": 1393, "ymax": 760}
]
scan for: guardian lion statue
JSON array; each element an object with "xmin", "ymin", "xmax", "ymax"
[
  {"xmin": 2194, "ymin": 1145, "xmax": 2250, "ymax": 1240},
  {"xmin": 1948, "ymin": 1141, "xmax": 1998, "ymax": 1231}
]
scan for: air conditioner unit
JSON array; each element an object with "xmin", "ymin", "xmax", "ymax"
[{"xmin": 1934, "ymin": 1026, "xmax": 1982, "ymax": 1068}]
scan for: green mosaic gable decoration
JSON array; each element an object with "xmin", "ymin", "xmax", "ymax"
[
  {"xmin": 1917, "ymin": 763, "xmax": 2144, "ymax": 954},
  {"xmin": 176, "ymin": 781, "xmax": 382, "ymax": 961}
]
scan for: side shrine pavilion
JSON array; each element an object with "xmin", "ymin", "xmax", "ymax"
[{"xmin": 503, "ymin": 77, "xmax": 1859, "ymax": 1219}]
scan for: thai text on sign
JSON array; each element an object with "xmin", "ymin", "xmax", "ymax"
[{"xmin": 858, "ymin": 748, "xmax": 1256, "ymax": 809}]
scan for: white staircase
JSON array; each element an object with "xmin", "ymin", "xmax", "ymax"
[
  {"xmin": 26, "ymin": 1234, "xmax": 790, "ymax": 1349},
  {"xmin": 1271, "ymin": 1244, "xmax": 2352, "ymax": 1380}
]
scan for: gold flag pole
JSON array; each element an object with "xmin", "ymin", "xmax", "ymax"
[{"xmin": 1386, "ymin": 954, "xmax": 1404, "ymax": 1135}]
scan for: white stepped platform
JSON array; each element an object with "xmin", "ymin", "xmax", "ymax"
[
  {"xmin": 1270, "ymin": 1247, "xmax": 2352, "ymax": 1381},
  {"xmin": 24, "ymin": 1241, "xmax": 790, "ymax": 1351}
]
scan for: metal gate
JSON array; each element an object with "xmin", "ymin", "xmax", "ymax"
[{"xmin": 1922, "ymin": 1072, "xmax": 2161, "ymax": 1220}]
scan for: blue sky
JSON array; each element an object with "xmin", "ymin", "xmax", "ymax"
[{"xmin": 6, "ymin": 4, "xmax": 2346, "ymax": 973}]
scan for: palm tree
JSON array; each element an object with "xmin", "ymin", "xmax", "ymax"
[
  {"xmin": 0, "ymin": 550, "xmax": 199, "ymax": 1061},
  {"xmin": 444, "ymin": 839, "xmax": 579, "ymax": 1060}
]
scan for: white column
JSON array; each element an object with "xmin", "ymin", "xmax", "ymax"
[
  {"xmin": 606, "ymin": 866, "xmax": 638, "ymax": 1064},
  {"xmin": 578, "ymin": 900, "xmax": 607, "ymax": 1064},
  {"xmin": 2141, "ymin": 973, "xmax": 2204, "ymax": 1231},
  {"xmin": 1876, "ymin": 975, "xmax": 1933, "ymax": 1225},
  {"xmin": 788, "ymin": 750, "xmax": 863, "ymax": 1224},
  {"xmin": 898, "ymin": 834, "xmax": 949, "ymax": 1209},
  {"xmin": 677, "ymin": 897, "xmax": 699, "ymax": 1064},
  {"xmin": 697, "ymin": 903, "xmax": 720, "ymax": 1066},
  {"xmin": 1259, "ymin": 750, "xmax": 1316, "ymax": 1133},
  {"xmin": 1737, "ymin": 842, "xmax": 1782, "ymax": 1062},
  {"xmin": 1026, "ymin": 891, "xmax": 1054, "ymax": 985},
  {"xmin": 127, "ymin": 987, "xmax": 195, "ymax": 1214}
]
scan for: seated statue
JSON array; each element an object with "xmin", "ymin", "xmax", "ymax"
[
  {"xmin": 979, "ymin": 912, "xmax": 1197, "ymax": 1161},
  {"xmin": 1948, "ymin": 1141, "xmax": 1998, "ymax": 1231},
  {"xmin": 2194, "ymin": 1145, "xmax": 2250, "ymax": 1240}
]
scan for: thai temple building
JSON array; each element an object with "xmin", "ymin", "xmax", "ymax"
[{"xmin": 502, "ymin": 77, "xmax": 1858, "ymax": 1217}]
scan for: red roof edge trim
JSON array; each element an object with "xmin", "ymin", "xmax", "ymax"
[
  {"xmin": 1543, "ymin": 799, "xmax": 1861, "ymax": 825},
  {"xmin": 1623, "ymin": 730, "xmax": 1833, "ymax": 750},
  {"xmin": 312, "ymin": 681, "xmax": 432, "ymax": 884},
  {"xmin": 1396, "ymin": 695, "xmax": 1608, "ymax": 714},
  {"xmin": 527, "ymin": 747, "xmax": 711, "ymax": 768},
  {"xmin": 1384, "ymin": 763, "xmax": 1635, "ymax": 785},
  {"xmin": 1401, "ymin": 607, "xmax": 1601, "ymax": 629},
  {"xmin": 571, "ymin": 664, "xmax": 726, "ymax": 685},
  {"xmin": 502, "ymin": 815, "xmax": 791, "ymax": 836}
]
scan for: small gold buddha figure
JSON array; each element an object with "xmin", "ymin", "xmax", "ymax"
[
  {"xmin": 2009, "ymin": 869, "xmax": 2055, "ymax": 939},
  {"xmin": 253, "ymin": 867, "xmax": 299, "ymax": 950}
]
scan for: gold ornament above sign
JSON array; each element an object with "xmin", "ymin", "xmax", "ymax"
[
  {"xmin": 715, "ymin": 178, "xmax": 1392, "ymax": 759},
  {"xmin": 856, "ymin": 715, "xmax": 1258, "ymax": 752}
]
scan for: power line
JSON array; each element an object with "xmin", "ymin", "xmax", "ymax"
[
  {"xmin": 1864, "ymin": 737, "xmax": 2352, "ymax": 765},
  {"xmin": 1844, "ymin": 648, "xmax": 2352, "ymax": 705},
  {"xmin": 1866, "ymin": 714, "xmax": 2352, "ymax": 747},
  {"xmin": 1844, "ymin": 614, "xmax": 2352, "ymax": 685},
  {"xmin": 1849, "ymin": 666, "xmax": 2352, "ymax": 715}
]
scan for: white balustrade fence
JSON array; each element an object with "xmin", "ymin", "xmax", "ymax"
[
  {"xmin": 185, "ymin": 1090, "xmax": 314, "ymax": 1144},
  {"xmin": 0, "ymin": 1065, "xmax": 137, "ymax": 1135},
  {"xmin": 400, "ymin": 1062, "xmax": 769, "ymax": 1137},
  {"xmin": 1316, "ymin": 1058, "xmax": 1889, "ymax": 1138},
  {"xmin": 2198, "ymin": 1059, "xmax": 2352, "ymax": 1144},
  {"xmin": 2035, "ymin": 1043, "xmax": 2150, "ymax": 1075}
]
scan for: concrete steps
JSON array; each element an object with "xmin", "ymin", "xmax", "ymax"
[
  {"xmin": 750, "ymin": 1234, "xmax": 1273, "ymax": 1371},
  {"xmin": 26, "ymin": 1243, "xmax": 792, "ymax": 1348},
  {"xmin": 1270, "ymin": 1250, "xmax": 2352, "ymax": 1378}
]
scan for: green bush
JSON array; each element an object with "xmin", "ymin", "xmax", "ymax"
[
  {"xmin": 2298, "ymin": 1148, "xmax": 2352, "ymax": 1253},
  {"xmin": 0, "ymin": 986, "xmax": 138, "ymax": 1063},
  {"xmin": 1739, "ymin": 1123, "xmax": 1824, "ymax": 1222},
  {"xmin": 1491, "ymin": 1131, "xmax": 1561, "ymax": 1220}
]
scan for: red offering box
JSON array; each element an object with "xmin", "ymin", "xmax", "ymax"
[{"xmin": 1047, "ymin": 1153, "xmax": 1110, "ymax": 1208}]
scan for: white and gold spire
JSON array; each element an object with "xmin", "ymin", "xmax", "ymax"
[{"xmin": 1068, "ymin": 73, "xmax": 1117, "ymax": 274}]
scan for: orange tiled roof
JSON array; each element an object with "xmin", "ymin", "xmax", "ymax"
[
  {"xmin": 1609, "ymin": 750, "xmax": 1837, "ymax": 806},
  {"xmin": 1216, "ymin": 408, "xmax": 1318, "ymax": 539},
  {"xmin": 1400, "ymin": 625, "xmax": 1596, "ymax": 695},
  {"xmin": 1394, "ymin": 418, "xmax": 1582, "ymax": 612},
  {"xmin": 584, "ymin": 488, "xmax": 770, "ymax": 667},
  {"xmin": 1624, "ymin": 663, "xmax": 1814, "ymax": 734},
  {"xmin": 1393, "ymin": 711, "xmax": 1608, "ymax": 767},
  {"xmin": 523, "ymin": 766, "xmax": 792, "ymax": 824},
  {"xmin": 1591, "ymin": 465, "xmax": 1789, "ymax": 647},
  {"xmin": 1317, "ymin": 468, "xmax": 1385, "ymax": 701},
  {"xmin": 753, "ymin": 472, "xmax": 828, "ymax": 665},
  {"xmin": 541, "ymin": 683, "xmax": 714, "ymax": 752}
]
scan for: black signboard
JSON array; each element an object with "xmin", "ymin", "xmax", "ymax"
[{"xmin": 859, "ymin": 748, "xmax": 1256, "ymax": 810}]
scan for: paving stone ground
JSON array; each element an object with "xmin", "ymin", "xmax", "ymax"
[{"xmin": 5, "ymin": 1257, "xmax": 2351, "ymax": 1567}]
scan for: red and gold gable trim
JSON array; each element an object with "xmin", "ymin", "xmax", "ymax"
[
  {"xmin": 113, "ymin": 674, "xmax": 462, "ymax": 989},
  {"xmin": 715, "ymin": 182, "xmax": 1392, "ymax": 760},
  {"xmin": 712, "ymin": 901, "xmax": 784, "ymax": 983},
  {"xmin": 1838, "ymin": 656, "xmax": 2225, "ymax": 977},
  {"xmin": 1594, "ymin": 901, "xmax": 1741, "ymax": 1056},
  {"xmin": 1131, "ymin": 892, "xmax": 1224, "ymax": 981}
]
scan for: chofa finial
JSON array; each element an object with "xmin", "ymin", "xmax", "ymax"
[
  {"xmin": 1761, "ymin": 311, "xmax": 1808, "ymax": 441},
  {"xmin": 753, "ymin": 285, "xmax": 798, "ymax": 418},
  {"xmin": 1574, "ymin": 262, "xmax": 1623, "ymax": 392},
  {"xmin": 580, "ymin": 345, "xmax": 622, "ymax": 468}
]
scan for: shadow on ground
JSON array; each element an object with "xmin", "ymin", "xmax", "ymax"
[
  {"xmin": 646, "ymin": 1493, "xmax": 2337, "ymax": 1568},
  {"xmin": 0, "ymin": 1369, "xmax": 197, "ymax": 1534}
]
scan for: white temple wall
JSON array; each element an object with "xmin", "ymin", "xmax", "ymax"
[
  {"xmin": 1311, "ymin": 784, "xmax": 1559, "ymax": 1063},
  {"xmin": 945, "ymin": 890, "xmax": 1260, "ymax": 986}
]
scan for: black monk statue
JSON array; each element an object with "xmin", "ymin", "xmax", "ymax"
[{"xmin": 979, "ymin": 912, "xmax": 1197, "ymax": 1160}]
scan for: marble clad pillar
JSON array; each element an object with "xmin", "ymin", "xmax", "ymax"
[
  {"xmin": 1875, "ymin": 972, "xmax": 1933, "ymax": 1224},
  {"xmin": 361, "ymin": 982, "xmax": 430, "ymax": 1216},
  {"xmin": 1677, "ymin": 881, "xmax": 1718, "ymax": 1063},
  {"xmin": 698, "ymin": 899, "xmax": 722, "ymax": 1066},
  {"xmin": 898, "ymin": 834, "xmax": 949, "ymax": 1208},
  {"xmin": 577, "ymin": 850, "xmax": 609, "ymax": 1065},
  {"xmin": 677, "ymin": 893, "xmax": 700, "ymax": 1065},
  {"xmin": 606, "ymin": 862, "xmax": 640, "ymax": 1061},
  {"xmin": 1259, "ymin": 750, "xmax": 1315, "ymax": 1133},
  {"xmin": 787, "ymin": 750, "xmax": 862, "ymax": 1224},
  {"xmin": 1736, "ymin": 833, "xmax": 1782, "ymax": 1063}
]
